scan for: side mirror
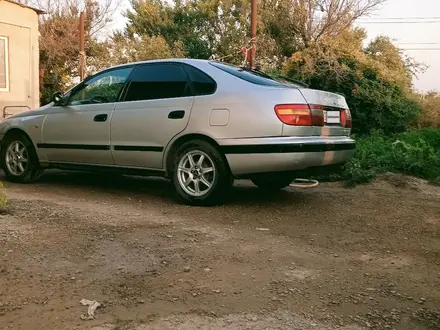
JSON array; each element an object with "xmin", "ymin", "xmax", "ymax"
[{"xmin": 52, "ymin": 92, "xmax": 65, "ymax": 106}]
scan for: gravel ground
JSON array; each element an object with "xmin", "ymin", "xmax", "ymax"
[{"xmin": 0, "ymin": 171, "xmax": 439, "ymax": 330}]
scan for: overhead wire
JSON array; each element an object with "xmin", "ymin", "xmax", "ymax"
[
  {"xmin": 356, "ymin": 20, "xmax": 440, "ymax": 24},
  {"xmin": 359, "ymin": 16, "xmax": 440, "ymax": 20},
  {"xmin": 355, "ymin": 17, "xmax": 440, "ymax": 51},
  {"xmin": 396, "ymin": 42, "xmax": 440, "ymax": 45},
  {"xmin": 356, "ymin": 16, "xmax": 440, "ymax": 24},
  {"xmin": 399, "ymin": 48, "xmax": 440, "ymax": 51}
]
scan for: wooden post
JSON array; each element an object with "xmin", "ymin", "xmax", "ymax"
[
  {"xmin": 250, "ymin": 0, "xmax": 257, "ymax": 68},
  {"xmin": 79, "ymin": 11, "xmax": 85, "ymax": 81}
]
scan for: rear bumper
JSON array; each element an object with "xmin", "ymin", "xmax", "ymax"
[{"xmin": 217, "ymin": 136, "xmax": 355, "ymax": 176}]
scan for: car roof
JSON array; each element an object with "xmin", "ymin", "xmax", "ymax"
[
  {"xmin": 109, "ymin": 58, "xmax": 211, "ymax": 70},
  {"xmin": 83, "ymin": 59, "xmax": 216, "ymax": 84}
]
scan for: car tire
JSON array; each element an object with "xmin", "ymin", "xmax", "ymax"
[
  {"xmin": 251, "ymin": 174, "xmax": 295, "ymax": 190},
  {"xmin": 172, "ymin": 140, "xmax": 233, "ymax": 206},
  {"xmin": 1, "ymin": 133, "xmax": 43, "ymax": 183}
]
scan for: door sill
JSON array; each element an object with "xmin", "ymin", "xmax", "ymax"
[{"xmin": 45, "ymin": 162, "xmax": 166, "ymax": 177}]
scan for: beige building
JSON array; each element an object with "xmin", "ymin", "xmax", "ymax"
[{"xmin": 0, "ymin": 0, "xmax": 44, "ymax": 118}]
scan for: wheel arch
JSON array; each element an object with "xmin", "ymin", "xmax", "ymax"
[
  {"xmin": 164, "ymin": 133, "xmax": 231, "ymax": 177},
  {"xmin": 2, "ymin": 127, "xmax": 34, "ymax": 147}
]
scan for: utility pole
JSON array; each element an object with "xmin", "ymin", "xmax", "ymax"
[
  {"xmin": 79, "ymin": 11, "xmax": 85, "ymax": 81},
  {"xmin": 250, "ymin": 0, "xmax": 257, "ymax": 68}
]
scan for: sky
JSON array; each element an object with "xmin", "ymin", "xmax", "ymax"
[
  {"xmin": 111, "ymin": 0, "xmax": 440, "ymax": 92},
  {"xmin": 354, "ymin": 0, "xmax": 440, "ymax": 92}
]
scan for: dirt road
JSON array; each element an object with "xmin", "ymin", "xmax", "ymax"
[{"xmin": 0, "ymin": 171, "xmax": 439, "ymax": 330}]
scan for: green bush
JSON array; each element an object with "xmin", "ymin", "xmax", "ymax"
[
  {"xmin": 347, "ymin": 80, "xmax": 422, "ymax": 135},
  {"xmin": 341, "ymin": 128, "xmax": 440, "ymax": 186}
]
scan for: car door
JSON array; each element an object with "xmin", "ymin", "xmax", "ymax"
[
  {"xmin": 111, "ymin": 63, "xmax": 194, "ymax": 169},
  {"xmin": 40, "ymin": 67, "xmax": 133, "ymax": 164}
]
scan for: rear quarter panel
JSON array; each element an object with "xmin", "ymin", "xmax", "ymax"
[{"xmin": 179, "ymin": 62, "xmax": 309, "ymax": 139}]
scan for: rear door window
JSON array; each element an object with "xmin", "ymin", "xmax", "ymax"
[
  {"xmin": 182, "ymin": 64, "xmax": 217, "ymax": 95},
  {"xmin": 124, "ymin": 63, "xmax": 193, "ymax": 102}
]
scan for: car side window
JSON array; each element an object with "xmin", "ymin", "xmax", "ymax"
[
  {"xmin": 123, "ymin": 63, "xmax": 192, "ymax": 102},
  {"xmin": 67, "ymin": 67, "xmax": 133, "ymax": 105},
  {"xmin": 182, "ymin": 64, "xmax": 217, "ymax": 96}
]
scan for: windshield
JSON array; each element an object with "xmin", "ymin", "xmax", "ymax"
[{"xmin": 209, "ymin": 61, "xmax": 304, "ymax": 88}]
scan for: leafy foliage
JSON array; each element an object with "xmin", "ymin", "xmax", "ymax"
[
  {"xmin": 105, "ymin": 33, "xmax": 185, "ymax": 65},
  {"xmin": 341, "ymin": 129, "xmax": 440, "ymax": 185},
  {"xmin": 118, "ymin": 0, "xmax": 387, "ymax": 64},
  {"xmin": 121, "ymin": 0, "xmax": 252, "ymax": 62},
  {"xmin": 418, "ymin": 91, "xmax": 440, "ymax": 129}
]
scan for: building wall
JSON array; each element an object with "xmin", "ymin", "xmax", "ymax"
[{"xmin": 0, "ymin": 1, "xmax": 40, "ymax": 117}]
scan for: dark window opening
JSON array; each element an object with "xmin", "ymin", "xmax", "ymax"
[
  {"xmin": 182, "ymin": 64, "xmax": 217, "ymax": 95},
  {"xmin": 124, "ymin": 63, "xmax": 192, "ymax": 102}
]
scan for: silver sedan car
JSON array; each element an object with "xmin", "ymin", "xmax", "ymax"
[{"xmin": 0, "ymin": 59, "xmax": 355, "ymax": 205}]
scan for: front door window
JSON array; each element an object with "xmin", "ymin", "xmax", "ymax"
[{"xmin": 68, "ymin": 67, "xmax": 133, "ymax": 105}]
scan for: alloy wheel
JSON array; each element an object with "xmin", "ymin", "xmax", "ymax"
[
  {"xmin": 5, "ymin": 141, "xmax": 29, "ymax": 176},
  {"xmin": 177, "ymin": 150, "xmax": 216, "ymax": 197}
]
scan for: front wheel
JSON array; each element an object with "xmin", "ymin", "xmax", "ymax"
[
  {"xmin": 172, "ymin": 140, "xmax": 233, "ymax": 206},
  {"xmin": 251, "ymin": 174, "xmax": 295, "ymax": 191},
  {"xmin": 1, "ymin": 134, "xmax": 43, "ymax": 183}
]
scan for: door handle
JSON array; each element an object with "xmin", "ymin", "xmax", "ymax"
[
  {"xmin": 168, "ymin": 110, "xmax": 185, "ymax": 119},
  {"xmin": 94, "ymin": 114, "xmax": 108, "ymax": 122}
]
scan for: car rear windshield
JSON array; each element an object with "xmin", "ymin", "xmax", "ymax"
[{"xmin": 209, "ymin": 62, "xmax": 293, "ymax": 87}]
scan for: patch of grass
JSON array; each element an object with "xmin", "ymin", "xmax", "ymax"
[
  {"xmin": 316, "ymin": 128, "xmax": 440, "ymax": 186},
  {"xmin": 342, "ymin": 128, "xmax": 440, "ymax": 186}
]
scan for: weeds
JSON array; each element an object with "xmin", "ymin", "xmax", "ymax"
[
  {"xmin": 341, "ymin": 128, "xmax": 440, "ymax": 186},
  {"xmin": 316, "ymin": 128, "xmax": 440, "ymax": 186}
]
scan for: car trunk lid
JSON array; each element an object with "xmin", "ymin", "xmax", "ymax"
[
  {"xmin": 280, "ymin": 88, "xmax": 352, "ymax": 137},
  {"xmin": 298, "ymin": 88, "xmax": 348, "ymax": 110}
]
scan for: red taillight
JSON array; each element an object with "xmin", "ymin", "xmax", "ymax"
[
  {"xmin": 310, "ymin": 105, "xmax": 325, "ymax": 126},
  {"xmin": 341, "ymin": 108, "xmax": 352, "ymax": 128},
  {"xmin": 274, "ymin": 104, "xmax": 324, "ymax": 126}
]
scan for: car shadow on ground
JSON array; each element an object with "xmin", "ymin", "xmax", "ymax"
[{"xmin": 2, "ymin": 170, "xmax": 312, "ymax": 207}]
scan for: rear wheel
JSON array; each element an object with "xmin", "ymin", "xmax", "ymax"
[
  {"xmin": 251, "ymin": 174, "xmax": 295, "ymax": 191},
  {"xmin": 172, "ymin": 140, "xmax": 233, "ymax": 206},
  {"xmin": 1, "ymin": 133, "xmax": 43, "ymax": 183}
]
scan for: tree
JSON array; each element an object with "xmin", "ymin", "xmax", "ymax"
[
  {"xmin": 121, "ymin": 0, "xmax": 251, "ymax": 61},
  {"xmin": 106, "ymin": 33, "xmax": 185, "ymax": 65},
  {"xmin": 259, "ymin": 0, "xmax": 386, "ymax": 57},
  {"xmin": 119, "ymin": 0, "xmax": 387, "ymax": 65},
  {"xmin": 418, "ymin": 91, "xmax": 440, "ymax": 128},
  {"xmin": 122, "ymin": 0, "xmax": 213, "ymax": 59},
  {"xmin": 364, "ymin": 36, "xmax": 426, "ymax": 91}
]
